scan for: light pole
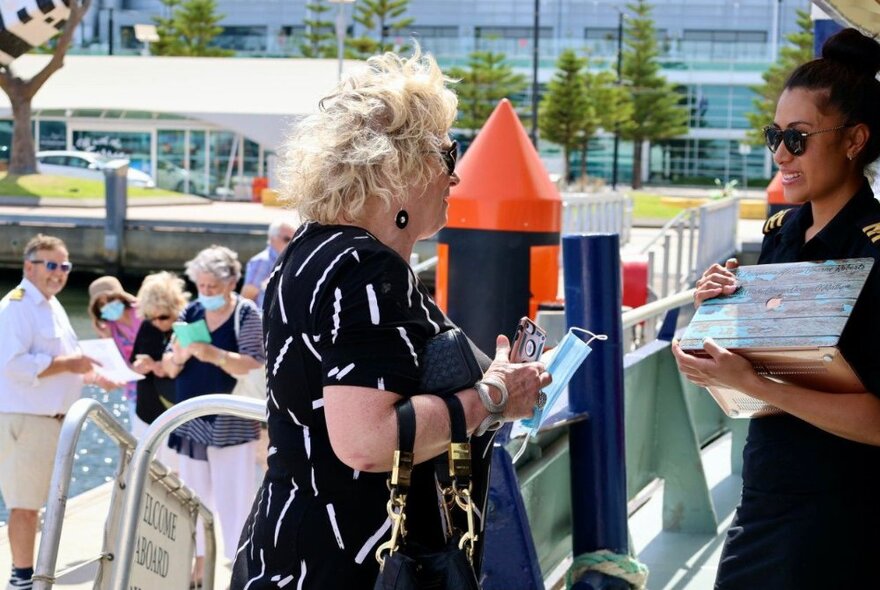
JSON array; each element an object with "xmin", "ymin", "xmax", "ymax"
[
  {"xmin": 529, "ymin": 0, "xmax": 540, "ymax": 147},
  {"xmin": 611, "ymin": 9, "xmax": 623, "ymax": 189},
  {"xmin": 329, "ymin": 0, "xmax": 355, "ymax": 82}
]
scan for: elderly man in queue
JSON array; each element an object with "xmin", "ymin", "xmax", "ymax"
[
  {"xmin": 0, "ymin": 234, "xmax": 112, "ymax": 590},
  {"xmin": 240, "ymin": 219, "xmax": 297, "ymax": 308}
]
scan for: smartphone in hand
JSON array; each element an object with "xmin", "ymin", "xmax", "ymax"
[{"xmin": 510, "ymin": 317, "xmax": 547, "ymax": 363}]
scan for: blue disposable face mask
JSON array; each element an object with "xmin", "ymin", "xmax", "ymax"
[
  {"xmin": 99, "ymin": 300, "xmax": 126, "ymax": 322},
  {"xmin": 512, "ymin": 327, "xmax": 607, "ymax": 462},
  {"xmin": 198, "ymin": 293, "xmax": 227, "ymax": 311}
]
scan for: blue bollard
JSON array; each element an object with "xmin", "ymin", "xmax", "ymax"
[{"xmin": 563, "ymin": 234, "xmax": 630, "ymax": 590}]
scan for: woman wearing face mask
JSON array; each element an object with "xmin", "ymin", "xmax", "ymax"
[
  {"xmin": 87, "ymin": 276, "xmax": 143, "ymax": 433},
  {"xmin": 672, "ymin": 29, "xmax": 880, "ymax": 588},
  {"xmin": 162, "ymin": 245, "xmax": 265, "ymax": 587}
]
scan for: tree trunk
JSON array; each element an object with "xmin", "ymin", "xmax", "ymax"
[
  {"xmin": 9, "ymin": 84, "xmax": 36, "ymax": 175},
  {"xmin": 579, "ymin": 143, "xmax": 588, "ymax": 190},
  {"xmin": 631, "ymin": 139, "xmax": 642, "ymax": 189},
  {"xmin": 562, "ymin": 146, "xmax": 570, "ymax": 187}
]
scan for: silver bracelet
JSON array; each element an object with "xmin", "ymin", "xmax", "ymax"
[
  {"xmin": 475, "ymin": 413, "xmax": 504, "ymax": 437},
  {"xmin": 476, "ymin": 377, "xmax": 508, "ymax": 414}
]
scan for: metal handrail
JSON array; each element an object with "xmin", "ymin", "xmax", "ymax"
[
  {"xmin": 638, "ymin": 207, "xmax": 693, "ymax": 255},
  {"xmin": 33, "ymin": 398, "xmax": 215, "ymax": 590},
  {"xmin": 109, "ymin": 395, "xmax": 266, "ymax": 590},
  {"xmin": 412, "ymin": 255, "xmax": 439, "ymax": 274},
  {"xmin": 622, "ymin": 288, "xmax": 696, "ymax": 330}
]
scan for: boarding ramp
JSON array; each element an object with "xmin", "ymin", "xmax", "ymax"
[
  {"xmin": 107, "ymin": 395, "xmax": 265, "ymax": 590},
  {"xmin": 33, "ymin": 398, "xmax": 216, "ymax": 590}
]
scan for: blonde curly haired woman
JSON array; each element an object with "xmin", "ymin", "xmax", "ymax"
[
  {"xmin": 230, "ymin": 48, "xmax": 550, "ymax": 589},
  {"xmin": 130, "ymin": 271, "xmax": 189, "ymax": 470}
]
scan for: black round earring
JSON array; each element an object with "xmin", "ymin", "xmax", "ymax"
[{"xmin": 395, "ymin": 209, "xmax": 409, "ymax": 229}]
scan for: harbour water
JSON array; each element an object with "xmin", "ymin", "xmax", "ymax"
[{"xmin": 0, "ymin": 271, "xmax": 143, "ymax": 524}]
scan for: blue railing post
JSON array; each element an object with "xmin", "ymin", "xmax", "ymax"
[{"xmin": 563, "ymin": 234, "xmax": 630, "ymax": 590}]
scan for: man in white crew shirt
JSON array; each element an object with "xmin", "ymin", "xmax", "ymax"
[{"xmin": 0, "ymin": 234, "xmax": 105, "ymax": 590}]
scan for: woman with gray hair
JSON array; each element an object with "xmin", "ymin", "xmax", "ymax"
[
  {"xmin": 162, "ymin": 245, "xmax": 265, "ymax": 587},
  {"xmin": 231, "ymin": 49, "xmax": 549, "ymax": 589}
]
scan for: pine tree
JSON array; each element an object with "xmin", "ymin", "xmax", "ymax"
[
  {"xmin": 538, "ymin": 49, "xmax": 590, "ymax": 183},
  {"xmin": 620, "ymin": 0, "xmax": 688, "ymax": 189},
  {"xmin": 153, "ymin": 0, "xmax": 233, "ymax": 57},
  {"xmin": 745, "ymin": 9, "xmax": 814, "ymax": 145},
  {"xmin": 577, "ymin": 67, "xmax": 632, "ymax": 185},
  {"xmin": 448, "ymin": 51, "xmax": 527, "ymax": 139},
  {"xmin": 301, "ymin": 0, "xmax": 336, "ymax": 58},
  {"xmin": 348, "ymin": 0, "xmax": 414, "ymax": 59}
]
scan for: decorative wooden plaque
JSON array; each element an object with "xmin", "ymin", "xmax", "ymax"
[{"xmin": 679, "ymin": 258, "xmax": 874, "ymax": 418}]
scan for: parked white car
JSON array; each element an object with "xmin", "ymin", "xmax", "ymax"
[
  {"xmin": 36, "ymin": 150, "xmax": 156, "ymax": 188},
  {"xmin": 156, "ymin": 157, "xmax": 209, "ymax": 195}
]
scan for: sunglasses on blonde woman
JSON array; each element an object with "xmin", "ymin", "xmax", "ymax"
[
  {"xmin": 440, "ymin": 141, "xmax": 458, "ymax": 176},
  {"xmin": 146, "ymin": 314, "xmax": 172, "ymax": 322}
]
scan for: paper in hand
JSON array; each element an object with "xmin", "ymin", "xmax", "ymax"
[
  {"xmin": 78, "ymin": 338, "xmax": 145, "ymax": 383},
  {"xmin": 172, "ymin": 320, "xmax": 212, "ymax": 348}
]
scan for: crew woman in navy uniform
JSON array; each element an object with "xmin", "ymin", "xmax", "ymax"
[{"xmin": 672, "ymin": 28, "xmax": 880, "ymax": 589}]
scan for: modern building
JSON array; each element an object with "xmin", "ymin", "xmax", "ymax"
[
  {"xmin": 0, "ymin": 55, "xmax": 350, "ymax": 196},
  {"xmin": 1, "ymin": 0, "xmax": 812, "ymax": 191}
]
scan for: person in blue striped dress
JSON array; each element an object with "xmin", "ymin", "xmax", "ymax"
[{"xmin": 162, "ymin": 245, "xmax": 265, "ymax": 588}]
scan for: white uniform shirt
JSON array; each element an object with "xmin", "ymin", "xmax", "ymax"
[{"xmin": 0, "ymin": 278, "xmax": 82, "ymax": 415}]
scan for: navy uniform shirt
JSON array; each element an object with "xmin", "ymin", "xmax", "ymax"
[
  {"xmin": 748, "ymin": 180, "xmax": 880, "ymax": 493},
  {"xmin": 715, "ymin": 181, "xmax": 880, "ymax": 589}
]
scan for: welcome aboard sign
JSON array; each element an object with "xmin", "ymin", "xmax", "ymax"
[{"xmin": 97, "ymin": 466, "xmax": 200, "ymax": 590}]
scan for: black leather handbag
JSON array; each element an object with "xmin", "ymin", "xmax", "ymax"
[
  {"xmin": 373, "ymin": 398, "xmax": 481, "ymax": 590},
  {"xmin": 418, "ymin": 328, "xmax": 491, "ymax": 398}
]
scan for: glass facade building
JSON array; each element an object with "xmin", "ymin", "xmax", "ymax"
[
  {"xmin": 2, "ymin": 112, "xmax": 269, "ymax": 197},
  {"xmin": 18, "ymin": 0, "xmax": 810, "ymax": 190}
]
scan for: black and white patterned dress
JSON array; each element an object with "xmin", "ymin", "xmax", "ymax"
[{"xmin": 231, "ymin": 223, "xmax": 493, "ymax": 589}]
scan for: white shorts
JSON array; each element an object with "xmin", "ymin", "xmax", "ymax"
[{"xmin": 0, "ymin": 413, "xmax": 63, "ymax": 510}]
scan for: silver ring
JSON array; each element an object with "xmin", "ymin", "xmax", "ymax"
[{"xmin": 535, "ymin": 391, "xmax": 547, "ymax": 409}]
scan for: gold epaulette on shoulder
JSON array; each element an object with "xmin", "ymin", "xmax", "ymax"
[
  {"xmin": 763, "ymin": 209, "xmax": 791, "ymax": 235},
  {"xmin": 862, "ymin": 221, "xmax": 880, "ymax": 244},
  {"xmin": 8, "ymin": 287, "xmax": 24, "ymax": 301}
]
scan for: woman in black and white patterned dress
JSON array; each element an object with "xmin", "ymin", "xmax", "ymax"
[{"xmin": 230, "ymin": 48, "xmax": 551, "ymax": 589}]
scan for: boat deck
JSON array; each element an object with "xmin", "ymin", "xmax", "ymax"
[{"xmin": 0, "ymin": 434, "xmax": 740, "ymax": 590}]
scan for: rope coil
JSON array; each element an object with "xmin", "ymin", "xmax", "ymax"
[{"xmin": 565, "ymin": 550, "xmax": 649, "ymax": 590}]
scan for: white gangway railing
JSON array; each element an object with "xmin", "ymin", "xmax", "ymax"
[
  {"xmin": 34, "ymin": 395, "xmax": 265, "ymax": 590},
  {"xmin": 34, "ymin": 398, "xmax": 218, "ymax": 590},
  {"xmin": 108, "ymin": 395, "xmax": 265, "ymax": 590}
]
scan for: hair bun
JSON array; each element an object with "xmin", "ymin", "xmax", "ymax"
[{"xmin": 822, "ymin": 28, "xmax": 880, "ymax": 77}]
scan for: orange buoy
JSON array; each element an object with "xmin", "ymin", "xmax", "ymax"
[{"xmin": 437, "ymin": 99, "xmax": 561, "ymax": 352}]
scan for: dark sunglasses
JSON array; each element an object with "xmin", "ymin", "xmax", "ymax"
[
  {"xmin": 29, "ymin": 259, "xmax": 72, "ymax": 273},
  {"xmin": 439, "ymin": 141, "xmax": 458, "ymax": 176},
  {"xmin": 146, "ymin": 314, "xmax": 172, "ymax": 322},
  {"xmin": 280, "ymin": 235, "xmax": 293, "ymax": 243},
  {"xmin": 762, "ymin": 124, "xmax": 852, "ymax": 156}
]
